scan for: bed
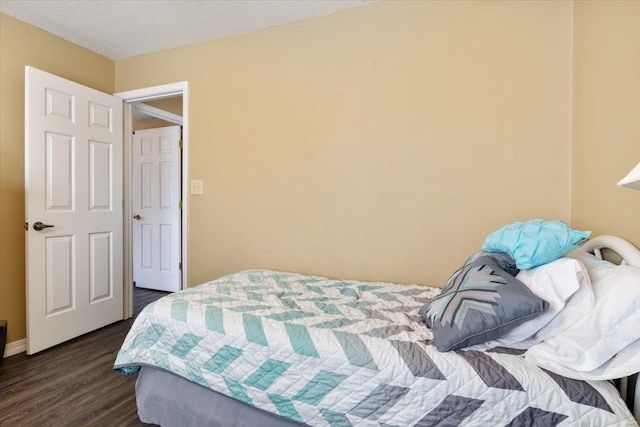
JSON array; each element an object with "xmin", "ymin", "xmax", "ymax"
[{"xmin": 115, "ymin": 234, "xmax": 640, "ymax": 426}]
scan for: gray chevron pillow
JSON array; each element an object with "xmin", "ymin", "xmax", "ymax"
[{"xmin": 420, "ymin": 256, "xmax": 548, "ymax": 352}]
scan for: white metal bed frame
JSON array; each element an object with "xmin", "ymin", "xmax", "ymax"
[{"xmin": 582, "ymin": 235, "xmax": 640, "ymax": 422}]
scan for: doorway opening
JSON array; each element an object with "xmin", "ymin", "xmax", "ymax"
[{"xmin": 115, "ymin": 82, "xmax": 189, "ymax": 319}]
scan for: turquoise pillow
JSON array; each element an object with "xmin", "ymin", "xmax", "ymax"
[{"xmin": 482, "ymin": 219, "xmax": 591, "ymax": 269}]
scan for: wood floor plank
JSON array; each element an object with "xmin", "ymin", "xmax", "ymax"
[{"xmin": 0, "ymin": 288, "xmax": 168, "ymax": 426}]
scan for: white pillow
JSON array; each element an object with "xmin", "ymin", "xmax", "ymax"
[
  {"xmin": 472, "ymin": 257, "xmax": 593, "ymax": 348},
  {"xmin": 566, "ymin": 247, "xmax": 617, "ymax": 270},
  {"xmin": 532, "ymin": 258, "xmax": 594, "ymax": 341},
  {"xmin": 531, "ymin": 338, "xmax": 640, "ymax": 381},
  {"xmin": 525, "ymin": 253, "xmax": 640, "ymax": 378}
]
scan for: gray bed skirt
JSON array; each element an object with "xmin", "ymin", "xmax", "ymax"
[{"xmin": 136, "ymin": 366, "xmax": 308, "ymax": 427}]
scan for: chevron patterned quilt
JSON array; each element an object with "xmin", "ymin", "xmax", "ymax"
[{"xmin": 114, "ymin": 269, "xmax": 637, "ymax": 426}]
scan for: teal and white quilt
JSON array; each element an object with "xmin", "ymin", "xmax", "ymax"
[{"xmin": 115, "ymin": 270, "xmax": 636, "ymax": 426}]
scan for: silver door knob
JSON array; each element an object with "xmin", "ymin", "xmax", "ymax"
[
  {"xmin": 133, "ymin": 214, "xmax": 142, "ymax": 220},
  {"xmin": 33, "ymin": 221, "xmax": 55, "ymax": 231}
]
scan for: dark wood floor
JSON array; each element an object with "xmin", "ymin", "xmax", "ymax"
[{"xmin": 0, "ymin": 288, "xmax": 169, "ymax": 426}]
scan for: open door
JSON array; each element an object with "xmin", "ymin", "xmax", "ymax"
[
  {"xmin": 25, "ymin": 67, "xmax": 123, "ymax": 354},
  {"xmin": 132, "ymin": 125, "xmax": 182, "ymax": 292}
]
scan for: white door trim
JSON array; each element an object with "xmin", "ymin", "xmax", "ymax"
[{"xmin": 115, "ymin": 81, "xmax": 189, "ymax": 319}]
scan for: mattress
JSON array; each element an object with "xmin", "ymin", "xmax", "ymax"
[{"xmin": 115, "ymin": 269, "xmax": 637, "ymax": 426}]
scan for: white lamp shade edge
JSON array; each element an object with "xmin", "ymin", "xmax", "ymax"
[{"xmin": 618, "ymin": 162, "xmax": 640, "ymax": 190}]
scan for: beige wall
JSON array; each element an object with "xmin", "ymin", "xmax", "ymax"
[
  {"xmin": 116, "ymin": 1, "xmax": 573, "ymax": 288},
  {"xmin": 133, "ymin": 119, "xmax": 176, "ymax": 131},
  {"xmin": 0, "ymin": 13, "xmax": 115, "ymax": 343},
  {"xmin": 571, "ymin": 1, "xmax": 640, "ymax": 247},
  {"xmin": 145, "ymin": 97, "xmax": 183, "ymax": 116}
]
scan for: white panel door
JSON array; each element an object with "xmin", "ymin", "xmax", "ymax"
[
  {"xmin": 132, "ymin": 126, "xmax": 181, "ymax": 292},
  {"xmin": 25, "ymin": 67, "xmax": 123, "ymax": 354}
]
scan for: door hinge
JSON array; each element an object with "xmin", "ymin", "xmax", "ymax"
[
  {"xmin": 179, "ymin": 262, "xmax": 183, "ymax": 270},
  {"xmin": 179, "ymin": 140, "xmax": 183, "ymax": 149},
  {"xmin": 178, "ymin": 201, "xmax": 183, "ymax": 210},
  {"xmin": 24, "ymin": 222, "xmax": 28, "ymax": 231}
]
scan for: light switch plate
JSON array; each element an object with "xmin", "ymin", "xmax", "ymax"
[{"xmin": 190, "ymin": 179, "xmax": 203, "ymax": 195}]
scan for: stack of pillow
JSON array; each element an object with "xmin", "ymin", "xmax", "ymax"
[
  {"xmin": 420, "ymin": 219, "xmax": 640, "ymax": 381},
  {"xmin": 526, "ymin": 249, "xmax": 640, "ymax": 380}
]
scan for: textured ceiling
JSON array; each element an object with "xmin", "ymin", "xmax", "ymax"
[{"xmin": 0, "ymin": 0, "xmax": 372, "ymax": 60}]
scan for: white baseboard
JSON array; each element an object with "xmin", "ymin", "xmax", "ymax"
[{"xmin": 3, "ymin": 338, "xmax": 27, "ymax": 358}]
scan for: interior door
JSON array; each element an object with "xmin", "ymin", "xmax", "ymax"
[
  {"xmin": 25, "ymin": 66, "xmax": 123, "ymax": 355},
  {"xmin": 132, "ymin": 126, "xmax": 181, "ymax": 292}
]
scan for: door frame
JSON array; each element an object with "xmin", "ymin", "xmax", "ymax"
[{"xmin": 115, "ymin": 81, "xmax": 189, "ymax": 319}]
